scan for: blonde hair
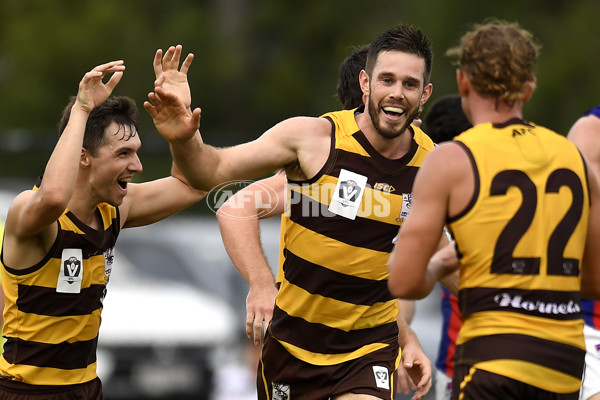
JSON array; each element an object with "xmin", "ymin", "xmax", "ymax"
[{"xmin": 446, "ymin": 20, "xmax": 540, "ymax": 107}]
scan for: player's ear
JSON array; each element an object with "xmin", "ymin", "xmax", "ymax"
[
  {"xmin": 359, "ymin": 70, "xmax": 370, "ymax": 97},
  {"xmin": 80, "ymin": 148, "xmax": 91, "ymax": 168},
  {"xmin": 522, "ymin": 77, "xmax": 536, "ymax": 103},
  {"xmin": 420, "ymin": 83, "xmax": 433, "ymax": 107},
  {"xmin": 456, "ymin": 69, "xmax": 469, "ymax": 98}
]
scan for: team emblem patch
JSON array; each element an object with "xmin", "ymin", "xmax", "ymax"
[
  {"xmin": 372, "ymin": 365, "xmax": 390, "ymax": 389},
  {"xmin": 272, "ymin": 382, "xmax": 290, "ymax": 400},
  {"xmin": 328, "ymin": 169, "xmax": 368, "ymax": 220},
  {"xmin": 57, "ymin": 248, "xmax": 83, "ymax": 293}
]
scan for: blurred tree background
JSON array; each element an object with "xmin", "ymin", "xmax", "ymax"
[{"xmin": 1, "ymin": 0, "xmax": 599, "ymax": 212}]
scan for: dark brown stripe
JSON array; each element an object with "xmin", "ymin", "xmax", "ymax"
[
  {"xmin": 61, "ymin": 219, "xmax": 119, "ymax": 254},
  {"xmin": 284, "ymin": 250, "xmax": 394, "ymax": 305},
  {"xmin": 458, "ymin": 287, "xmax": 582, "ymax": 320},
  {"xmin": 292, "ymin": 115, "xmax": 336, "ymax": 185},
  {"xmin": 270, "ymin": 306, "xmax": 397, "ymax": 355},
  {"xmin": 577, "ymin": 148, "xmax": 592, "ymax": 207},
  {"xmin": 353, "ymin": 130, "xmax": 420, "ymax": 173},
  {"xmin": 17, "ymin": 284, "xmax": 105, "ymax": 316},
  {"xmin": 291, "ymin": 149, "xmax": 420, "ymax": 193},
  {"xmin": 3, "ymin": 211, "xmax": 119, "ymax": 276},
  {"xmin": 0, "ymin": 377, "xmax": 101, "ymax": 393},
  {"xmin": 491, "ymin": 118, "xmax": 533, "ymax": 129},
  {"xmin": 288, "ymin": 194, "xmax": 398, "ymax": 253},
  {"xmin": 328, "ymin": 149, "xmax": 420, "ymax": 188},
  {"xmin": 3, "ymin": 336, "xmax": 98, "ymax": 370},
  {"xmin": 456, "ymin": 333, "xmax": 585, "ymax": 379}
]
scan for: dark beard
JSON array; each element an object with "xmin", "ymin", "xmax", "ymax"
[{"xmin": 368, "ymin": 95, "xmax": 419, "ymax": 139}]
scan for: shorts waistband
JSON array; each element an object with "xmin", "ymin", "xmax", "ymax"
[{"xmin": 0, "ymin": 376, "xmax": 99, "ymax": 394}]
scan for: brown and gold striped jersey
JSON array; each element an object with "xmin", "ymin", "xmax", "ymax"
[
  {"xmin": 449, "ymin": 118, "xmax": 589, "ymax": 393},
  {"xmin": 270, "ymin": 108, "xmax": 435, "ymax": 365},
  {"xmin": 0, "ymin": 200, "xmax": 119, "ymax": 385}
]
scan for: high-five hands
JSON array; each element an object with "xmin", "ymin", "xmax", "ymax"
[
  {"xmin": 144, "ymin": 45, "xmax": 201, "ymax": 143},
  {"xmin": 152, "ymin": 45, "xmax": 194, "ymax": 110},
  {"xmin": 75, "ymin": 61, "xmax": 125, "ymax": 114}
]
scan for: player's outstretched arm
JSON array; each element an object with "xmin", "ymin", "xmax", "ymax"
[{"xmin": 217, "ymin": 173, "xmax": 286, "ymax": 345}]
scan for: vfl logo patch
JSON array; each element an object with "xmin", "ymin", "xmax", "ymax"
[
  {"xmin": 595, "ymin": 343, "xmax": 600, "ymax": 358},
  {"xmin": 57, "ymin": 249, "xmax": 83, "ymax": 294},
  {"xmin": 272, "ymin": 382, "xmax": 290, "ymax": 400},
  {"xmin": 372, "ymin": 365, "xmax": 390, "ymax": 389},
  {"xmin": 339, "ymin": 180, "xmax": 360, "ymax": 203},
  {"xmin": 328, "ymin": 169, "xmax": 368, "ymax": 220},
  {"xmin": 64, "ymin": 257, "xmax": 81, "ymax": 282}
]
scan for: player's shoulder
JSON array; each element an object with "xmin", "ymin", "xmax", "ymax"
[
  {"xmin": 267, "ymin": 115, "xmax": 332, "ymax": 143},
  {"xmin": 412, "ymin": 124, "xmax": 436, "ymax": 151},
  {"xmin": 422, "ymin": 141, "xmax": 473, "ymax": 175}
]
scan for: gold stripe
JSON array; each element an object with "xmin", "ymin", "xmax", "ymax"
[
  {"xmin": 3, "ymin": 309, "xmax": 102, "ymax": 342},
  {"xmin": 98, "ymin": 203, "xmax": 117, "ymax": 228},
  {"xmin": 277, "ymin": 279, "xmax": 397, "ymax": 330},
  {"xmin": 457, "ymin": 311, "xmax": 585, "ymax": 349},
  {"xmin": 336, "ymin": 135, "xmax": 370, "ymax": 157},
  {"xmin": 457, "ymin": 365, "xmax": 478, "ymax": 400},
  {"xmin": 285, "ymin": 220, "xmax": 389, "ymax": 280},
  {"xmin": 258, "ymin": 351, "xmax": 270, "ymax": 400},
  {"xmin": 2, "ymin": 255, "xmax": 107, "ymax": 288},
  {"xmin": 58, "ymin": 218, "xmax": 86, "ymax": 234},
  {"xmin": 276, "ymin": 338, "xmax": 388, "ymax": 366},
  {"xmin": 459, "ymin": 275, "xmax": 582, "ymax": 292},
  {"xmin": 475, "ymin": 360, "xmax": 581, "ymax": 393},
  {"xmin": 0, "ymin": 357, "xmax": 98, "ymax": 385}
]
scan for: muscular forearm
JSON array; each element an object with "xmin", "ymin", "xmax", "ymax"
[
  {"xmin": 169, "ymin": 132, "xmax": 223, "ymax": 191},
  {"xmin": 42, "ymin": 106, "xmax": 90, "ymax": 205},
  {"xmin": 397, "ymin": 317, "xmax": 420, "ymax": 348},
  {"xmin": 217, "ymin": 207, "xmax": 275, "ymax": 287},
  {"xmin": 397, "ymin": 299, "xmax": 415, "ymax": 325}
]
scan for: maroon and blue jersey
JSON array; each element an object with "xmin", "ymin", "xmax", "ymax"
[
  {"xmin": 582, "ymin": 299, "xmax": 600, "ymax": 329},
  {"xmin": 435, "ymin": 286, "xmax": 461, "ymax": 377},
  {"xmin": 581, "ymin": 105, "xmax": 600, "ymax": 330}
]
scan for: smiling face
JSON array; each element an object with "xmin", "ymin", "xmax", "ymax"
[
  {"xmin": 361, "ymin": 50, "xmax": 432, "ymax": 139},
  {"xmin": 86, "ymin": 122, "xmax": 143, "ymax": 207}
]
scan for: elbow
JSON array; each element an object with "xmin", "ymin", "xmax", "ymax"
[
  {"xmin": 388, "ymin": 254, "xmax": 430, "ymax": 299},
  {"xmin": 216, "ymin": 198, "xmax": 254, "ymax": 225},
  {"xmin": 387, "ymin": 275, "xmax": 428, "ymax": 300},
  {"xmin": 184, "ymin": 178, "xmax": 212, "ymax": 192},
  {"xmin": 216, "ymin": 203, "xmax": 230, "ymax": 222}
]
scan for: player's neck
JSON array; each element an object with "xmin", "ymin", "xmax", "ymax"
[
  {"xmin": 469, "ymin": 97, "xmax": 524, "ymax": 126},
  {"xmin": 67, "ymin": 188, "xmax": 103, "ymax": 229},
  {"xmin": 356, "ymin": 113, "xmax": 414, "ymax": 159}
]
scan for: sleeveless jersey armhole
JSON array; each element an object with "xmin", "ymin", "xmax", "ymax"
[{"xmin": 447, "ymin": 141, "xmax": 480, "ymax": 223}]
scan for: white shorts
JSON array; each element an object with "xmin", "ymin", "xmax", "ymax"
[
  {"xmin": 580, "ymin": 324, "xmax": 600, "ymax": 400},
  {"xmin": 435, "ymin": 369, "xmax": 452, "ymax": 400}
]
